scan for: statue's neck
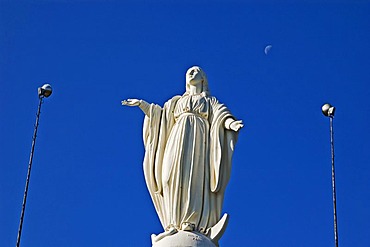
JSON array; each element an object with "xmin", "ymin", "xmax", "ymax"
[{"xmin": 188, "ymin": 84, "xmax": 202, "ymax": 95}]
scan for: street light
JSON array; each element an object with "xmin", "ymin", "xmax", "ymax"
[
  {"xmin": 16, "ymin": 84, "xmax": 53, "ymax": 247},
  {"xmin": 321, "ymin": 103, "xmax": 339, "ymax": 247}
]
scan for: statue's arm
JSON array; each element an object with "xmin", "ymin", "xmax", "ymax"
[
  {"xmin": 209, "ymin": 96, "xmax": 243, "ymax": 132},
  {"xmin": 121, "ymin": 98, "xmax": 151, "ymax": 116},
  {"xmin": 224, "ymin": 117, "xmax": 243, "ymax": 132}
]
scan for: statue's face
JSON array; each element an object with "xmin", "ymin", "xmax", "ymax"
[{"xmin": 186, "ymin": 66, "xmax": 204, "ymax": 86}]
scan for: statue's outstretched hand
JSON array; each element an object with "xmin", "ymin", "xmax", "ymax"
[
  {"xmin": 230, "ymin": 120, "xmax": 244, "ymax": 132},
  {"xmin": 122, "ymin": 98, "xmax": 141, "ymax": 107}
]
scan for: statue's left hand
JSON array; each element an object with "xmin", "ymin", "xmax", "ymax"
[{"xmin": 230, "ymin": 120, "xmax": 243, "ymax": 132}]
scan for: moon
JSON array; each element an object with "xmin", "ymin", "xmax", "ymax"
[{"xmin": 264, "ymin": 45, "xmax": 272, "ymax": 55}]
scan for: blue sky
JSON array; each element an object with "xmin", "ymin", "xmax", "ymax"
[{"xmin": 1, "ymin": 0, "xmax": 370, "ymax": 246}]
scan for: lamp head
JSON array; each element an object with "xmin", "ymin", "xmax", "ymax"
[
  {"xmin": 322, "ymin": 103, "xmax": 335, "ymax": 117},
  {"xmin": 38, "ymin": 84, "xmax": 52, "ymax": 98}
]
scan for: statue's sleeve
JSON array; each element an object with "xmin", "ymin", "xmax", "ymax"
[
  {"xmin": 209, "ymin": 97, "xmax": 239, "ymax": 193},
  {"xmin": 143, "ymin": 103, "xmax": 163, "ymax": 193},
  {"xmin": 142, "ymin": 96, "xmax": 180, "ymax": 228}
]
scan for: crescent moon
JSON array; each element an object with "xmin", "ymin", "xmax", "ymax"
[{"xmin": 264, "ymin": 45, "xmax": 272, "ymax": 55}]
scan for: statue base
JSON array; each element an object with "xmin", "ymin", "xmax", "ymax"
[
  {"xmin": 151, "ymin": 213, "xmax": 229, "ymax": 247},
  {"xmin": 151, "ymin": 230, "xmax": 217, "ymax": 247}
]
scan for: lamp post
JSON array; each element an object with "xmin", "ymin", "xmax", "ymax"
[
  {"xmin": 321, "ymin": 103, "xmax": 339, "ymax": 247},
  {"xmin": 16, "ymin": 84, "xmax": 52, "ymax": 247}
]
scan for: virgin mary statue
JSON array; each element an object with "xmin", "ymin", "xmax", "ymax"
[{"xmin": 122, "ymin": 66, "xmax": 243, "ymax": 243}]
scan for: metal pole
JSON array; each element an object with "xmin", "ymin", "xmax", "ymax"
[
  {"xmin": 16, "ymin": 96, "xmax": 43, "ymax": 247},
  {"xmin": 322, "ymin": 103, "xmax": 339, "ymax": 247},
  {"xmin": 16, "ymin": 84, "xmax": 52, "ymax": 247},
  {"xmin": 330, "ymin": 116, "xmax": 339, "ymax": 247}
]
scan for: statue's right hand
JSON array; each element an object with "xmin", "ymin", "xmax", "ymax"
[{"xmin": 121, "ymin": 98, "xmax": 141, "ymax": 107}]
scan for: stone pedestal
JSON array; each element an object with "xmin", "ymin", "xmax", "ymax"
[{"xmin": 152, "ymin": 230, "xmax": 217, "ymax": 247}]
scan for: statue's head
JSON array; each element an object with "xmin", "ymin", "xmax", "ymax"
[{"xmin": 185, "ymin": 66, "xmax": 209, "ymax": 96}]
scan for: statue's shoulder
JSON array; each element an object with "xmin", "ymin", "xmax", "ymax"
[
  {"xmin": 206, "ymin": 95, "xmax": 218, "ymax": 104},
  {"xmin": 161, "ymin": 95, "xmax": 181, "ymax": 112},
  {"xmin": 171, "ymin": 95, "xmax": 182, "ymax": 101},
  {"xmin": 164, "ymin": 95, "xmax": 181, "ymax": 105}
]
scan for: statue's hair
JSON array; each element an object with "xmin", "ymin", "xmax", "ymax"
[{"xmin": 185, "ymin": 66, "xmax": 210, "ymax": 97}]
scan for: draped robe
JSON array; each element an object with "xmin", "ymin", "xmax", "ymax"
[{"xmin": 142, "ymin": 94, "xmax": 238, "ymax": 233}]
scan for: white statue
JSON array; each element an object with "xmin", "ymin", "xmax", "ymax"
[{"xmin": 122, "ymin": 66, "xmax": 243, "ymax": 246}]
